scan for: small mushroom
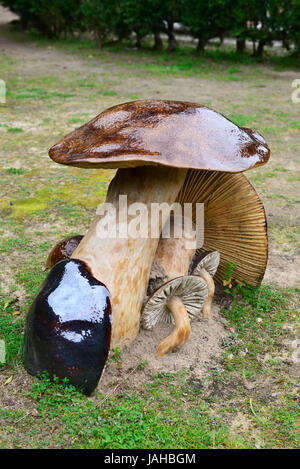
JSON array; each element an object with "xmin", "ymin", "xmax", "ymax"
[
  {"xmin": 144, "ymin": 276, "xmax": 208, "ymax": 356},
  {"xmin": 46, "ymin": 235, "xmax": 83, "ymax": 269},
  {"xmin": 142, "ymin": 215, "xmax": 208, "ymax": 356},
  {"xmin": 189, "ymin": 251, "xmax": 220, "ymax": 318}
]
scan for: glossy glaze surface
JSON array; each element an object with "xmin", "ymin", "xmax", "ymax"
[
  {"xmin": 46, "ymin": 235, "xmax": 83, "ymax": 269},
  {"xmin": 23, "ymin": 259, "xmax": 112, "ymax": 395},
  {"xmin": 49, "ymin": 100, "xmax": 270, "ymax": 172}
]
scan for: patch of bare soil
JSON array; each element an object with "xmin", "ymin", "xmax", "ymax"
[
  {"xmin": 0, "ymin": 304, "xmax": 230, "ymax": 404},
  {"xmin": 98, "ymin": 304, "xmax": 229, "ymax": 393},
  {"xmin": 0, "ymin": 366, "xmax": 35, "ymax": 412},
  {"xmin": 263, "ymin": 253, "xmax": 300, "ymax": 287}
]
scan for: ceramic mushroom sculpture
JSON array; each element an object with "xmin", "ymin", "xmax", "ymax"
[
  {"xmin": 23, "ymin": 100, "xmax": 270, "ymax": 393},
  {"xmin": 142, "ymin": 215, "xmax": 208, "ymax": 355},
  {"xmin": 189, "ymin": 251, "xmax": 220, "ymax": 318}
]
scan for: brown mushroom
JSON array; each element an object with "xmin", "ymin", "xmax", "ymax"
[
  {"xmin": 46, "ymin": 235, "xmax": 83, "ymax": 269},
  {"xmin": 23, "ymin": 100, "xmax": 270, "ymax": 392},
  {"xmin": 48, "ymin": 100, "xmax": 269, "ymax": 348},
  {"xmin": 189, "ymin": 251, "xmax": 220, "ymax": 318}
]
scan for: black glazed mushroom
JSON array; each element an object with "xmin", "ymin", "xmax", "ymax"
[{"xmin": 23, "ymin": 259, "xmax": 112, "ymax": 395}]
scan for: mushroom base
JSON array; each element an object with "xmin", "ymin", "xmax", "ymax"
[{"xmin": 23, "ymin": 259, "xmax": 112, "ymax": 395}]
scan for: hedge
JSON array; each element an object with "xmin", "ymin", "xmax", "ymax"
[{"xmin": 1, "ymin": 0, "xmax": 299, "ymax": 56}]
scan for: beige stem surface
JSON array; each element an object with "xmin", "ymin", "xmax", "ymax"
[
  {"xmin": 156, "ymin": 296, "xmax": 191, "ymax": 356},
  {"xmin": 152, "ymin": 216, "xmax": 196, "ymax": 354},
  {"xmin": 198, "ymin": 268, "xmax": 215, "ymax": 318},
  {"xmin": 154, "ymin": 215, "xmax": 196, "ymax": 279},
  {"xmin": 71, "ymin": 166, "xmax": 187, "ymax": 347}
]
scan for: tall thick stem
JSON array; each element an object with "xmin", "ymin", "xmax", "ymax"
[
  {"xmin": 71, "ymin": 166, "xmax": 187, "ymax": 347},
  {"xmin": 198, "ymin": 268, "xmax": 214, "ymax": 318},
  {"xmin": 149, "ymin": 215, "xmax": 196, "ymax": 355},
  {"xmin": 157, "ymin": 296, "xmax": 191, "ymax": 356}
]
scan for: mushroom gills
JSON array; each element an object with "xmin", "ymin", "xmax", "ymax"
[{"xmin": 23, "ymin": 259, "xmax": 112, "ymax": 395}]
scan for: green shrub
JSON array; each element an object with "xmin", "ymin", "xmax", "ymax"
[{"xmin": 1, "ymin": 0, "xmax": 299, "ymax": 56}]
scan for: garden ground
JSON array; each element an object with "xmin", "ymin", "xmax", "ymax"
[{"xmin": 0, "ymin": 7, "xmax": 299, "ymax": 449}]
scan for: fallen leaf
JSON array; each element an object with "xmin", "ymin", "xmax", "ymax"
[
  {"xmin": 4, "ymin": 298, "xmax": 15, "ymax": 310},
  {"xmin": 4, "ymin": 375, "xmax": 13, "ymax": 385},
  {"xmin": 12, "ymin": 311, "xmax": 20, "ymax": 316}
]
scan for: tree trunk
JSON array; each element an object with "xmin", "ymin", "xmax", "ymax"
[
  {"xmin": 153, "ymin": 31, "xmax": 163, "ymax": 50},
  {"xmin": 196, "ymin": 37, "xmax": 205, "ymax": 55},
  {"xmin": 167, "ymin": 21, "xmax": 177, "ymax": 52},
  {"xmin": 236, "ymin": 37, "xmax": 246, "ymax": 53},
  {"xmin": 135, "ymin": 33, "xmax": 142, "ymax": 49},
  {"xmin": 96, "ymin": 31, "xmax": 103, "ymax": 50},
  {"xmin": 254, "ymin": 39, "xmax": 266, "ymax": 58}
]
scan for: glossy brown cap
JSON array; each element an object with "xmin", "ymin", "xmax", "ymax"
[
  {"xmin": 49, "ymin": 100, "xmax": 270, "ymax": 172},
  {"xmin": 46, "ymin": 235, "xmax": 83, "ymax": 269}
]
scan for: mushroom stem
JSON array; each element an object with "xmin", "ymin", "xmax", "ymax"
[
  {"xmin": 143, "ymin": 215, "xmax": 200, "ymax": 355},
  {"xmin": 71, "ymin": 166, "xmax": 187, "ymax": 347},
  {"xmin": 157, "ymin": 296, "xmax": 191, "ymax": 356},
  {"xmin": 198, "ymin": 267, "xmax": 215, "ymax": 318},
  {"xmin": 150, "ymin": 215, "xmax": 196, "ymax": 281}
]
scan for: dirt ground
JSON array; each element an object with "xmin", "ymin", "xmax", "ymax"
[{"xmin": 0, "ymin": 7, "xmax": 299, "ymax": 440}]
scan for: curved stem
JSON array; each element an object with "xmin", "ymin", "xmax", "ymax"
[
  {"xmin": 198, "ymin": 268, "xmax": 215, "ymax": 318},
  {"xmin": 157, "ymin": 296, "xmax": 191, "ymax": 356}
]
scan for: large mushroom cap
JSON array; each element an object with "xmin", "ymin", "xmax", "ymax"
[
  {"xmin": 177, "ymin": 170, "xmax": 268, "ymax": 286},
  {"xmin": 49, "ymin": 100, "xmax": 270, "ymax": 172},
  {"xmin": 142, "ymin": 275, "xmax": 208, "ymax": 329}
]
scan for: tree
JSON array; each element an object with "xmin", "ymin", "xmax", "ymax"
[
  {"xmin": 122, "ymin": 0, "xmax": 164, "ymax": 48},
  {"xmin": 182, "ymin": 0, "xmax": 232, "ymax": 54},
  {"xmin": 1, "ymin": 0, "xmax": 80, "ymax": 37}
]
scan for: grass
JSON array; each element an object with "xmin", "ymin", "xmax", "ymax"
[{"xmin": 0, "ymin": 277, "xmax": 299, "ymax": 449}]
